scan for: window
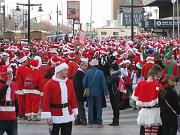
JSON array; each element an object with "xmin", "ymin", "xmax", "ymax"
[
  {"xmin": 101, "ymin": 32, "xmax": 107, "ymax": 35},
  {"xmin": 113, "ymin": 32, "xmax": 119, "ymax": 35}
]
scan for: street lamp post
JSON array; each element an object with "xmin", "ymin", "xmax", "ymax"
[
  {"xmin": 56, "ymin": 4, "xmax": 62, "ymax": 34},
  {"xmin": 16, "ymin": 0, "xmax": 43, "ymax": 44},
  {"xmin": 0, "ymin": 4, "xmax": 6, "ymax": 32}
]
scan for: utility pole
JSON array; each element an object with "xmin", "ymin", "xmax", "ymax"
[
  {"xmin": 177, "ymin": 0, "xmax": 179, "ymax": 39},
  {"xmin": 90, "ymin": 0, "xmax": 92, "ymax": 31},
  {"xmin": 56, "ymin": 3, "xmax": 59, "ymax": 34},
  {"xmin": 131, "ymin": 0, "xmax": 134, "ymax": 41}
]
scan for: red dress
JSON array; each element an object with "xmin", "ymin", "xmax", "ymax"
[{"xmin": 131, "ymin": 80, "xmax": 164, "ymax": 126}]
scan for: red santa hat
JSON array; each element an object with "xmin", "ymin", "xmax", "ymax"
[
  {"xmin": 146, "ymin": 54, "xmax": 154, "ymax": 61},
  {"xmin": 0, "ymin": 65, "xmax": 12, "ymax": 74},
  {"xmin": 51, "ymin": 56, "xmax": 61, "ymax": 66},
  {"xmin": 68, "ymin": 52, "xmax": 76, "ymax": 59},
  {"xmin": 18, "ymin": 55, "xmax": 28, "ymax": 63},
  {"xmin": 0, "ymin": 65, "xmax": 13, "ymax": 81},
  {"xmin": 55, "ymin": 62, "xmax": 69, "ymax": 74},
  {"xmin": 30, "ymin": 60, "xmax": 39, "ymax": 69},
  {"xmin": 116, "ymin": 59, "xmax": 124, "ymax": 65}
]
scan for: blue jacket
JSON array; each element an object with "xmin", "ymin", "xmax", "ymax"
[{"xmin": 83, "ymin": 67, "xmax": 109, "ymax": 96}]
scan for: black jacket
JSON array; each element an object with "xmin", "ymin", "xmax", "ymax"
[
  {"xmin": 159, "ymin": 87, "xmax": 180, "ymax": 126},
  {"xmin": 73, "ymin": 70, "xmax": 86, "ymax": 101}
]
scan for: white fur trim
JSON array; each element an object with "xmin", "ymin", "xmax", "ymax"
[
  {"xmin": 136, "ymin": 98, "xmax": 159, "ymax": 107},
  {"xmin": 52, "ymin": 75, "xmax": 68, "ymax": 82},
  {"xmin": 25, "ymin": 113, "xmax": 32, "ymax": 117},
  {"xmin": 131, "ymin": 94, "xmax": 138, "ymax": 101},
  {"xmin": 16, "ymin": 90, "xmax": 25, "ymax": 95},
  {"xmin": 23, "ymin": 89, "xmax": 40, "ymax": 95},
  {"xmin": 146, "ymin": 57, "xmax": 154, "ymax": 61},
  {"xmin": 32, "ymin": 112, "xmax": 39, "ymax": 116},
  {"xmin": 59, "ymin": 81, "xmax": 69, "ymax": 115},
  {"xmin": 41, "ymin": 112, "xmax": 52, "ymax": 119},
  {"xmin": 81, "ymin": 58, "xmax": 88, "ymax": 63},
  {"xmin": 55, "ymin": 63, "xmax": 68, "ymax": 74},
  {"xmin": 147, "ymin": 61, "xmax": 154, "ymax": 64},
  {"xmin": 19, "ymin": 56, "xmax": 28, "ymax": 63},
  {"xmin": 6, "ymin": 87, "xmax": 11, "ymax": 101},
  {"xmin": 52, "ymin": 114, "xmax": 75, "ymax": 124},
  {"xmin": 0, "ymin": 106, "xmax": 15, "ymax": 112},
  {"xmin": 72, "ymin": 108, "xmax": 78, "ymax": 115}
]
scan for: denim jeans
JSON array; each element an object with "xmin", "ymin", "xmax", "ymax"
[
  {"xmin": 88, "ymin": 96, "xmax": 102, "ymax": 125},
  {"xmin": 0, "ymin": 120, "xmax": 17, "ymax": 135}
]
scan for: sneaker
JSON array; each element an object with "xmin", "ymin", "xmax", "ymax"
[
  {"xmin": 31, "ymin": 115, "xmax": 41, "ymax": 121},
  {"xmin": 87, "ymin": 124, "xmax": 93, "ymax": 128},
  {"xmin": 96, "ymin": 124, "xmax": 103, "ymax": 128},
  {"xmin": 27, "ymin": 116, "xmax": 32, "ymax": 121},
  {"xmin": 109, "ymin": 122, "xmax": 119, "ymax": 126}
]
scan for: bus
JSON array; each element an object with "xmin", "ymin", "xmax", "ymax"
[
  {"xmin": 30, "ymin": 30, "xmax": 49, "ymax": 40},
  {"xmin": 3, "ymin": 31, "xmax": 22, "ymax": 42}
]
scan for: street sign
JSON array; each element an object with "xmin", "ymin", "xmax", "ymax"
[
  {"xmin": 122, "ymin": 12, "xmax": 144, "ymax": 26},
  {"xmin": 144, "ymin": 19, "xmax": 180, "ymax": 29}
]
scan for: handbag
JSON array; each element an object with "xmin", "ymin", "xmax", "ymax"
[
  {"xmin": 83, "ymin": 70, "xmax": 98, "ymax": 97},
  {"xmin": 164, "ymin": 98, "xmax": 180, "ymax": 132}
]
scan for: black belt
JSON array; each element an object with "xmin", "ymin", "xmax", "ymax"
[
  {"xmin": 50, "ymin": 103, "xmax": 69, "ymax": 108},
  {"xmin": 142, "ymin": 104, "xmax": 159, "ymax": 109},
  {"xmin": 0, "ymin": 101, "xmax": 15, "ymax": 106}
]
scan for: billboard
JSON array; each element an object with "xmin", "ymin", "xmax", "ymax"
[
  {"xmin": 123, "ymin": 12, "xmax": 144, "ymax": 26},
  {"xmin": 67, "ymin": 1, "xmax": 80, "ymax": 19}
]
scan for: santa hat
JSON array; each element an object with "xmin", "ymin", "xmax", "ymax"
[
  {"xmin": 146, "ymin": 54, "xmax": 154, "ymax": 61},
  {"xmin": 0, "ymin": 65, "xmax": 12, "ymax": 74},
  {"xmin": 34, "ymin": 56, "xmax": 42, "ymax": 66},
  {"xmin": 116, "ymin": 59, "xmax": 124, "ymax": 65},
  {"xmin": 81, "ymin": 57, "xmax": 88, "ymax": 63},
  {"xmin": 30, "ymin": 60, "xmax": 39, "ymax": 69},
  {"xmin": 68, "ymin": 52, "xmax": 76, "ymax": 60},
  {"xmin": 18, "ymin": 55, "xmax": 28, "ymax": 63},
  {"xmin": 51, "ymin": 56, "xmax": 61, "ymax": 65},
  {"xmin": 55, "ymin": 63, "xmax": 69, "ymax": 74},
  {"xmin": 89, "ymin": 59, "xmax": 99, "ymax": 66}
]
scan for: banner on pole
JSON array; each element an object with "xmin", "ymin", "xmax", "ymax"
[{"xmin": 67, "ymin": 1, "xmax": 80, "ymax": 19}]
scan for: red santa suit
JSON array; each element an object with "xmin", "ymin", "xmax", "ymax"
[
  {"xmin": 16, "ymin": 56, "xmax": 29, "ymax": 116},
  {"xmin": 0, "ymin": 72, "xmax": 17, "ymax": 120},
  {"xmin": 68, "ymin": 60, "xmax": 79, "ymax": 80},
  {"xmin": 24, "ymin": 60, "xmax": 44, "ymax": 117},
  {"xmin": 41, "ymin": 75, "xmax": 78, "ymax": 124}
]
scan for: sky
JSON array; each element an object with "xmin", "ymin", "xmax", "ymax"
[{"xmin": 4, "ymin": 0, "xmax": 111, "ymax": 27}]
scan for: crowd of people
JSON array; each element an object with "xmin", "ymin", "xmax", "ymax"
[{"xmin": 0, "ymin": 33, "xmax": 180, "ymax": 135}]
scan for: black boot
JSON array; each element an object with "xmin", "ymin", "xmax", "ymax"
[{"xmin": 109, "ymin": 118, "xmax": 119, "ymax": 126}]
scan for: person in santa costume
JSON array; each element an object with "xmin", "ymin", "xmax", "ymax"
[
  {"xmin": 41, "ymin": 62, "xmax": 78, "ymax": 135},
  {"xmin": 24, "ymin": 60, "xmax": 43, "ymax": 121},
  {"xmin": 15, "ymin": 55, "xmax": 29, "ymax": 119},
  {"xmin": 131, "ymin": 64, "xmax": 164, "ymax": 135},
  {"xmin": 141, "ymin": 54, "xmax": 155, "ymax": 79},
  {"xmin": 67, "ymin": 52, "xmax": 79, "ymax": 81},
  {"xmin": 0, "ymin": 65, "xmax": 17, "ymax": 135}
]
